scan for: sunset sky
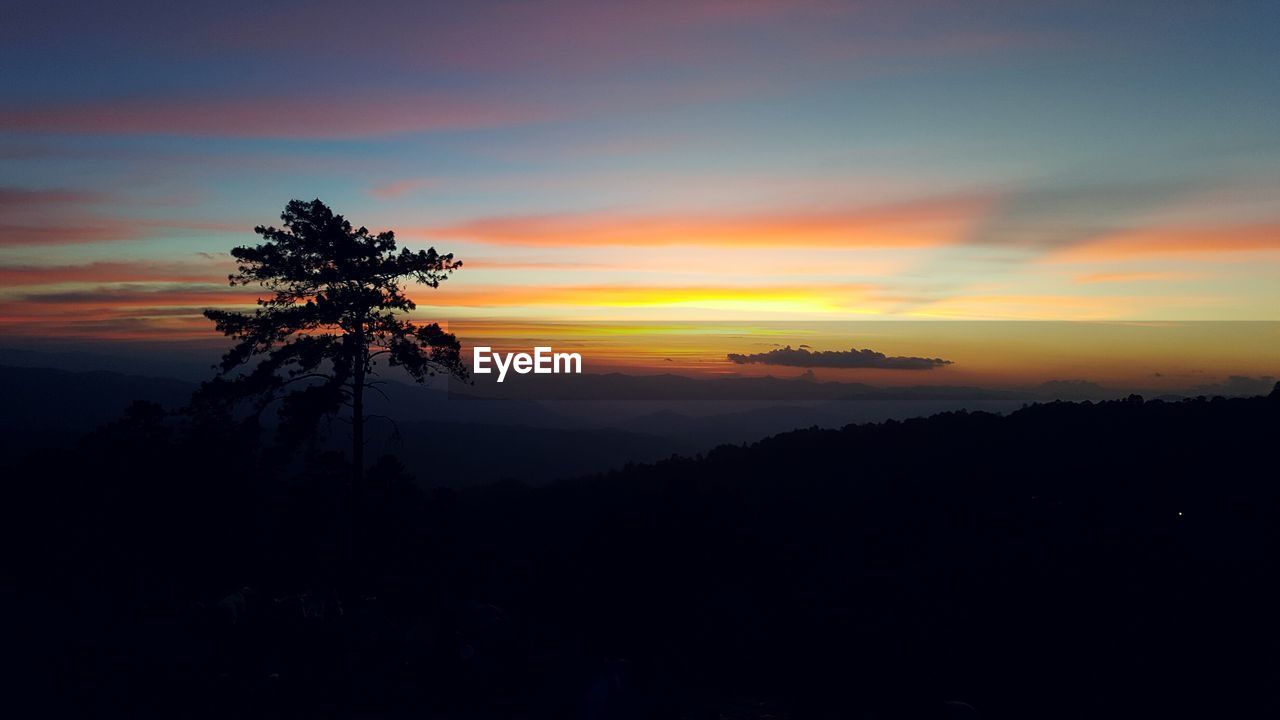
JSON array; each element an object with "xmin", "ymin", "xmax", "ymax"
[{"xmin": 2, "ymin": 1, "xmax": 1278, "ymax": 381}]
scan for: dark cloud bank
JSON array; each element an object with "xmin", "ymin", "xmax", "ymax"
[{"xmin": 727, "ymin": 345, "xmax": 953, "ymax": 370}]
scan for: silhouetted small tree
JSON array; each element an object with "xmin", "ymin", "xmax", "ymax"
[{"xmin": 201, "ymin": 199, "xmax": 467, "ymax": 484}]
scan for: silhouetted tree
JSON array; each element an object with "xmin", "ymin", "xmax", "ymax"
[{"xmin": 201, "ymin": 199, "xmax": 467, "ymax": 484}]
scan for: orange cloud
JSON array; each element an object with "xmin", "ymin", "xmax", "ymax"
[
  {"xmin": 0, "ymin": 282, "xmax": 260, "ymax": 340},
  {"xmin": 461, "ymin": 250, "xmax": 913, "ymax": 278},
  {"xmin": 416, "ymin": 195, "xmax": 991, "ymax": 248},
  {"xmin": 6, "ymin": 285, "xmax": 261, "ymax": 309},
  {"xmin": 0, "ymin": 259, "xmax": 228, "ymax": 286},
  {"xmin": 1049, "ymin": 223, "xmax": 1280, "ymax": 262},
  {"xmin": 1073, "ymin": 271, "xmax": 1200, "ymax": 284},
  {"xmin": 0, "ymin": 310, "xmax": 214, "ymax": 341}
]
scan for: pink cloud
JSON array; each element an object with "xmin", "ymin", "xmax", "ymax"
[
  {"xmin": 0, "ymin": 92, "xmax": 556, "ymax": 139},
  {"xmin": 0, "ymin": 217, "xmax": 244, "ymax": 246},
  {"xmin": 0, "ymin": 187, "xmax": 110, "ymax": 206},
  {"xmin": 2, "ymin": 2, "xmax": 1064, "ymax": 142},
  {"xmin": 369, "ymin": 178, "xmax": 437, "ymax": 200}
]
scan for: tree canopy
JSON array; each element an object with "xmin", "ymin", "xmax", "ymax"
[{"xmin": 200, "ymin": 199, "xmax": 466, "ymax": 471}]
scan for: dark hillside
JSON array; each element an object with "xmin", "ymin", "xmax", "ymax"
[
  {"xmin": 5, "ymin": 388, "xmax": 1279, "ymax": 718},
  {"xmin": 456, "ymin": 388, "xmax": 1280, "ymax": 717}
]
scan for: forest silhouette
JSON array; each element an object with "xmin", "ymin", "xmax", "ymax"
[{"xmin": 6, "ymin": 382, "xmax": 1279, "ymax": 718}]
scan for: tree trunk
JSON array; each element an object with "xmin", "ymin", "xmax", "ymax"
[
  {"xmin": 346, "ymin": 313, "xmax": 367, "ymax": 580},
  {"xmin": 351, "ymin": 313, "xmax": 366, "ymax": 486}
]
